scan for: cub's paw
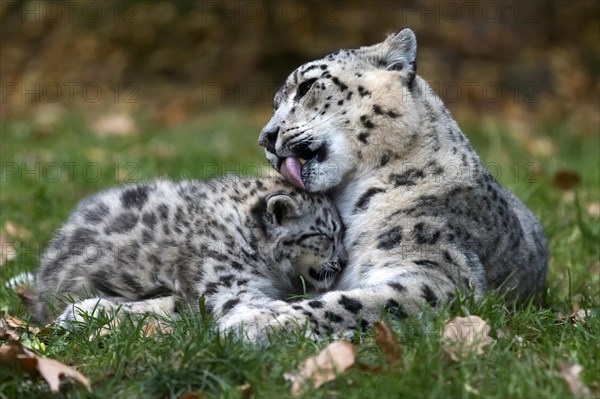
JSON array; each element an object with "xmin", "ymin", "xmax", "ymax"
[
  {"xmin": 57, "ymin": 298, "xmax": 117, "ymax": 329},
  {"xmin": 218, "ymin": 305, "xmax": 311, "ymax": 344}
]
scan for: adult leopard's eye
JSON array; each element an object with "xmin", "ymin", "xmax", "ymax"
[{"xmin": 295, "ymin": 78, "xmax": 317, "ymax": 101}]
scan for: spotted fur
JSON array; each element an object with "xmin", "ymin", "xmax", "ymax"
[
  {"xmin": 246, "ymin": 29, "xmax": 547, "ymax": 340},
  {"xmin": 31, "ymin": 175, "xmax": 346, "ymax": 333}
]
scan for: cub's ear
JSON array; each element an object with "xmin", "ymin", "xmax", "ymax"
[
  {"xmin": 266, "ymin": 193, "xmax": 301, "ymax": 226},
  {"xmin": 377, "ymin": 28, "xmax": 417, "ymax": 84}
]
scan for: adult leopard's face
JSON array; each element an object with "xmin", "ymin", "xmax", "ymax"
[{"xmin": 259, "ymin": 29, "xmax": 421, "ymax": 192}]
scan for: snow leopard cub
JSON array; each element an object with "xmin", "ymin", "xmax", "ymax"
[{"xmin": 31, "ymin": 174, "xmax": 346, "ymax": 333}]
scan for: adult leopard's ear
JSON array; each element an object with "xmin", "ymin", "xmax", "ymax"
[
  {"xmin": 265, "ymin": 193, "xmax": 301, "ymax": 226},
  {"xmin": 377, "ymin": 28, "xmax": 417, "ymax": 85}
]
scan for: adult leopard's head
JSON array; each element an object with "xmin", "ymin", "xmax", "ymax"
[{"xmin": 259, "ymin": 28, "xmax": 422, "ymax": 192}]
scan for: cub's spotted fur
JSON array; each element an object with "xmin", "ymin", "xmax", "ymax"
[
  {"xmin": 246, "ymin": 28, "xmax": 547, "ymax": 339},
  {"xmin": 32, "ymin": 175, "xmax": 345, "ymax": 335}
]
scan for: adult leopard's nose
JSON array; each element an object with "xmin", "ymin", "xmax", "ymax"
[{"xmin": 258, "ymin": 126, "xmax": 280, "ymax": 154}]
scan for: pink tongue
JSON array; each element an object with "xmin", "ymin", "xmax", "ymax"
[{"xmin": 280, "ymin": 157, "xmax": 305, "ymax": 189}]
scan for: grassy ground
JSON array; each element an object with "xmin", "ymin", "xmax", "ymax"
[{"xmin": 1, "ymin": 110, "xmax": 598, "ymax": 398}]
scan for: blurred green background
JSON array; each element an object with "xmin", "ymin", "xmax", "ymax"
[{"xmin": 2, "ymin": 0, "xmax": 598, "ymax": 131}]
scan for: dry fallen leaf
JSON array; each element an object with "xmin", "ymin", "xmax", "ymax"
[
  {"xmin": 283, "ymin": 340, "xmax": 355, "ymax": 395},
  {"xmin": 34, "ymin": 357, "xmax": 90, "ymax": 393},
  {"xmin": 4, "ymin": 316, "xmax": 27, "ymax": 329},
  {"xmin": 559, "ymin": 363, "xmax": 591, "ymax": 397},
  {"xmin": 374, "ymin": 321, "xmax": 401, "ymax": 366},
  {"xmin": 2, "ymin": 316, "xmax": 40, "ymax": 336},
  {"xmin": 0, "ymin": 338, "xmax": 91, "ymax": 393},
  {"xmin": 1, "ymin": 315, "xmax": 46, "ymax": 340},
  {"xmin": 442, "ymin": 316, "xmax": 494, "ymax": 361},
  {"xmin": 553, "ymin": 170, "xmax": 581, "ymax": 191},
  {"xmin": 556, "ymin": 304, "xmax": 591, "ymax": 326},
  {"xmin": 0, "ymin": 318, "xmax": 20, "ymax": 340},
  {"xmin": 571, "ymin": 308, "xmax": 590, "ymax": 323},
  {"xmin": 237, "ymin": 383, "xmax": 253, "ymax": 399},
  {"xmin": 556, "ymin": 309, "xmax": 590, "ymax": 326}
]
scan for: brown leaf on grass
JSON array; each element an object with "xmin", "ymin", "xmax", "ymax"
[
  {"xmin": 283, "ymin": 340, "xmax": 355, "ymax": 395},
  {"xmin": 0, "ymin": 319, "xmax": 20, "ymax": 340},
  {"xmin": 4, "ymin": 316, "xmax": 27, "ymax": 329},
  {"xmin": 374, "ymin": 321, "xmax": 401, "ymax": 366},
  {"xmin": 553, "ymin": 170, "xmax": 581, "ymax": 191},
  {"xmin": 0, "ymin": 338, "xmax": 91, "ymax": 393},
  {"xmin": 92, "ymin": 113, "xmax": 137, "ymax": 137},
  {"xmin": 3, "ymin": 316, "xmax": 40, "ymax": 335},
  {"xmin": 559, "ymin": 363, "xmax": 591, "ymax": 397},
  {"xmin": 237, "ymin": 383, "xmax": 253, "ymax": 399},
  {"xmin": 1, "ymin": 316, "xmax": 43, "ymax": 339},
  {"xmin": 442, "ymin": 316, "xmax": 494, "ymax": 361},
  {"xmin": 556, "ymin": 303, "xmax": 591, "ymax": 326}
]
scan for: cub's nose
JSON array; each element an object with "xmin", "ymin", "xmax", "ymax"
[{"xmin": 258, "ymin": 126, "xmax": 279, "ymax": 154}]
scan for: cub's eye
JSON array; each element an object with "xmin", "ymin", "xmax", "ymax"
[{"xmin": 295, "ymin": 78, "xmax": 318, "ymax": 101}]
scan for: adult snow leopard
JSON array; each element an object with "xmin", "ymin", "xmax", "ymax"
[
  {"xmin": 235, "ymin": 28, "xmax": 547, "ymax": 340},
  {"xmin": 31, "ymin": 175, "xmax": 346, "ymax": 329}
]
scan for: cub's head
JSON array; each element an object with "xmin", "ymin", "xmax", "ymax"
[
  {"xmin": 251, "ymin": 189, "xmax": 346, "ymax": 292},
  {"xmin": 259, "ymin": 28, "xmax": 424, "ymax": 192}
]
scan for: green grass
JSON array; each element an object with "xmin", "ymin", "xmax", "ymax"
[{"xmin": 1, "ymin": 110, "xmax": 598, "ymax": 398}]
